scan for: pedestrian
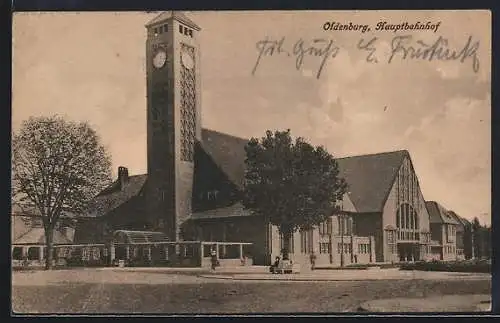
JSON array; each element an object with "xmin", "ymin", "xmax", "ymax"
[
  {"xmin": 210, "ymin": 247, "xmax": 218, "ymax": 271},
  {"xmin": 269, "ymin": 256, "xmax": 281, "ymax": 273},
  {"xmin": 310, "ymin": 251, "xmax": 317, "ymax": 271}
]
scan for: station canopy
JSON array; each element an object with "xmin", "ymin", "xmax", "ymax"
[{"xmin": 113, "ymin": 230, "xmax": 170, "ymax": 244}]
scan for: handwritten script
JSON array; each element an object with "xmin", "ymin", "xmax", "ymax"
[
  {"xmin": 252, "ymin": 37, "xmax": 340, "ymax": 79},
  {"xmin": 251, "ymin": 35, "xmax": 481, "ymax": 78}
]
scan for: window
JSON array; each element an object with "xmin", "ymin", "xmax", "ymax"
[
  {"xmin": 319, "ymin": 220, "xmax": 329, "ymax": 236},
  {"xmin": 154, "ymin": 27, "xmax": 158, "ymax": 35},
  {"xmin": 12, "ymin": 247, "xmax": 23, "ymax": 260},
  {"xmin": 179, "ymin": 25, "xmax": 183, "ymax": 33},
  {"xmin": 338, "ymin": 216, "xmax": 353, "ymax": 235},
  {"xmin": 319, "ymin": 242, "xmax": 331, "ymax": 254},
  {"xmin": 184, "ymin": 245, "xmax": 194, "ymax": 257},
  {"xmin": 188, "ymin": 29, "xmax": 193, "ymax": 37},
  {"xmin": 164, "ymin": 24, "xmax": 168, "ymax": 32},
  {"xmin": 27, "ymin": 247, "xmax": 39, "ymax": 260},
  {"xmin": 300, "ymin": 230, "xmax": 313, "ymax": 254},
  {"xmin": 337, "ymin": 243, "xmax": 342, "ymax": 254},
  {"xmin": 184, "ymin": 27, "xmax": 189, "ymax": 36},
  {"xmin": 341, "ymin": 243, "xmax": 352, "ymax": 254},
  {"xmin": 387, "ymin": 230, "xmax": 394, "ymax": 243},
  {"xmin": 446, "ymin": 225, "xmax": 454, "ymax": 243}
]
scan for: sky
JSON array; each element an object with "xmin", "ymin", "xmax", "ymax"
[{"xmin": 12, "ymin": 10, "xmax": 491, "ymax": 225}]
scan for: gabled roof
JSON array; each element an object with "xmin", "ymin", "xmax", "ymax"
[
  {"xmin": 191, "ymin": 202, "xmax": 252, "ymax": 220},
  {"xmin": 85, "ymin": 175, "xmax": 147, "ymax": 217},
  {"xmin": 458, "ymin": 215, "xmax": 472, "ymax": 227},
  {"xmin": 200, "ymin": 128, "xmax": 249, "ymax": 189},
  {"xmin": 13, "ymin": 227, "xmax": 73, "ymax": 245},
  {"xmin": 425, "ymin": 201, "xmax": 459, "ymax": 225},
  {"xmin": 113, "ymin": 230, "xmax": 169, "ymax": 244},
  {"xmin": 11, "ymin": 203, "xmax": 38, "ymax": 216},
  {"xmin": 447, "ymin": 210, "xmax": 467, "ymax": 230},
  {"xmin": 12, "ymin": 216, "xmax": 31, "ymax": 241},
  {"xmin": 336, "ymin": 150, "xmax": 409, "ymax": 213},
  {"xmin": 145, "ymin": 11, "xmax": 201, "ymax": 30},
  {"xmin": 11, "ymin": 203, "xmax": 78, "ymax": 218},
  {"xmin": 87, "ymin": 129, "xmax": 248, "ymax": 218}
]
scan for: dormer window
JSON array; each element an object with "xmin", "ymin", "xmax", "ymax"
[{"xmin": 178, "ymin": 24, "xmax": 194, "ymax": 38}]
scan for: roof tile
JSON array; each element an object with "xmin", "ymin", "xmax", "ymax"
[
  {"xmin": 425, "ymin": 201, "xmax": 459, "ymax": 225},
  {"xmin": 336, "ymin": 150, "xmax": 408, "ymax": 213}
]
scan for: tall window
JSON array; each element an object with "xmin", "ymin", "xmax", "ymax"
[
  {"xmin": 319, "ymin": 242, "xmax": 331, "ymax": 254},
  {"xmin": 396, "ymin": 203, "xmax": 418, "ymax": 238},
  {"xmin": 300, "ymin": 230, "xmax": 313, "ymax": 254},
  {"xmin": 337, "ymin": 216, "xmax": 353, "ymax": 235},
  {"xmin": 280, "ymin": 232, "xmax": 295, "ymax": 254},
  {"xmin": 319, "ymin": 218, "xmax": 332, "ymax": 236}
]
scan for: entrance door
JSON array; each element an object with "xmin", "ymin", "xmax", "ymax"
[{"xmin": 398, "ymin": 243, "xmax": 420, "ymax": 262}]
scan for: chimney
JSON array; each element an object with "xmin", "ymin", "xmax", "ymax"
[{"xmin": 118, "ymin": 166, "xmax": 129, "ymax": 190}]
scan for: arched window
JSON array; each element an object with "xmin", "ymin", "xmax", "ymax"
[{"xmin": 397, "ymin": 203, "xmax": 418, "ymax": 231}]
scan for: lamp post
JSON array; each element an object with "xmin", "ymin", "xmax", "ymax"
[
  {"xmin": 340, "ymin": 199, "xmax": 345, "ymax": 267},
  {"xmin": 340, "ymin": 213, "xmax": 344, "ymax": 267}
]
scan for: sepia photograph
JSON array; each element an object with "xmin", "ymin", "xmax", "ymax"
[{"xmin": 11, "ymin": 10, "xmax": 491, "ymax": 314}]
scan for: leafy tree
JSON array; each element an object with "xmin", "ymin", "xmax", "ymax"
[
  {"xmin": 243, "ymin": 129, "xmax": 347, "ymax": 259},
  {"xmin": 12, "ymin": 116, "xmax": 112, "ymax": 269},
  {"xmin": 471, "ymin": 217, "xmax": 482, "ymax": 259},
  {"xmin": 481, "ymin": 224, "xmax": 492, "ymax": 260}
]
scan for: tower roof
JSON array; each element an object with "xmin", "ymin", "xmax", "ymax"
[{"xmin": 145, "ymin": 11, "xmax": 201, "ymax": 31}]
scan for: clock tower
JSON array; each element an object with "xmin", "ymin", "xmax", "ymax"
[{"xmin": 145, "ymin": 12, "xmax": 201, "ymax": 241}]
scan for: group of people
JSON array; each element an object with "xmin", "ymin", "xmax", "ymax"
[
  {"xmin": 211, "ymin": 247, "xmax": 320, "ymax": 272},
  {"xmin": 269, "ymin": 251, "xmax": 317, "ymax": 273}
]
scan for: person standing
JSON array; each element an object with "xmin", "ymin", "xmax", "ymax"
[
  {"xmin": 310, "ymin": 252, "xmax": 317, "ymax": 271},
  {"xmin": 210, "ymin": 247, "xmax": 218, "ymax": 271}
]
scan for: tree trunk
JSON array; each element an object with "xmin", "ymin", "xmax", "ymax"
[
  {"xmin": 45, "ymin": 227, "xmax": 54, "ymax": 270},
  {"xmin": 281, "ymin": 229, "xmax": 292, "ymax": 260}
]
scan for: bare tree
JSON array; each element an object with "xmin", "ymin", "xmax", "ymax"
[{"xmin": 12, "ymin": 115, "xmax": 112, "ymax": 269}]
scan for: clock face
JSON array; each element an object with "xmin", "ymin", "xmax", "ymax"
[
  {"xmin": 181, "ymin": 51, "xmax": 194, "ymax": 70},
  {"xmin": 153, "ymin": 50, "xmax": 167, "ymax": 68}
]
